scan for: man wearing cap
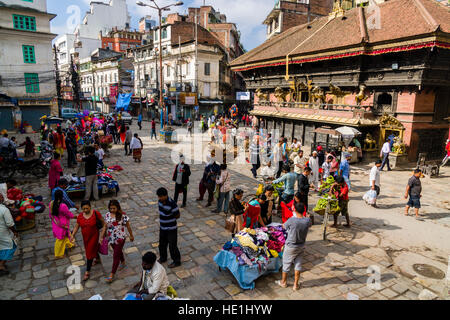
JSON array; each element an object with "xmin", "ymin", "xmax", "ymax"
[
  {"xmin": 308, "ymin": 151, "xmax": 320, "ymax": 191},
  {"xmin": 172, "ymin": 155, "xmax": 191, "ymax": 208},
  {"xmin": 339, "ymin": 153, "xmax": 352, "ymax": 190}
]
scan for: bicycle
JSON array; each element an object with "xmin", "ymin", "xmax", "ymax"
[{"xmin": 317, "ymin": 196, "xmax": 339, "ymax": 241}]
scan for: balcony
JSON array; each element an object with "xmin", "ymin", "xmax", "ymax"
[{"xmin": 253, "ymin": 101, "xmax": 378, "ymax": 126}]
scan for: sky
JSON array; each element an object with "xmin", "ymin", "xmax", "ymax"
[{"xmin": 47, "ymin": 0, "xmax": 276, "ymax": 51}]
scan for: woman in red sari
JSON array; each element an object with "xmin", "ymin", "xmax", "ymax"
[
  {"xmin": 119, "ymin": 122, "xmax": 126, "ymax": 144},
  {"xmin": 70, "ymin": 200, "xmax": 106, "ymax": 281}
]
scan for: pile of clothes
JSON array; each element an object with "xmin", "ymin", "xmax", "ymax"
[
  {"xmin": 65, "ymin": 173, "xmax": 120, "ymax": 197},
  {"xmin": 222, "ymin": 225, "xmax": 287, "ymax": 269}
]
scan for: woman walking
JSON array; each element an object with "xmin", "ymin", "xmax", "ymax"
[
  {"xmin": 52, "ymin": 126, "xmax": 66, "ymax": 157},
  {"xmin": 0, "ymin": 187, "xmax": 18, "ymax": 276},
  {"xmin": 49, "ymin": 190, "xmax": 75, "ymax": 258},
  {"xmin": 130, "ymin": 133, "xmax": 143, "ymax": 163},
  {"xmin": 213, "ymin": 164, "xmax": 231, "ymax": 214},
  {"xmin": 48, "ymin": 152, "xmax": 63, "ymax": 191},
  {"xmin": 70, "ymin": 200, "xmax": 106, "ymax": 281},
  {"xmin": 104, "ymin": 200, "xmax": 134, "ymax": 283}
]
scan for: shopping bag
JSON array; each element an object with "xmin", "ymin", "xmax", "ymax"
[
  {"xmin": 224, "ymin": 214, "xmax": 236, "ymax": 233},
  {"xmin": 214, "ymin": 185, "xmax": 220, "ymax": 199},
  {"xmin": 363, "ymin": 189, "xmax": 377, "ymax": 205},
  {"xmin": 98, "ymin": 237, "xmax": 109, "ymax": 255}
]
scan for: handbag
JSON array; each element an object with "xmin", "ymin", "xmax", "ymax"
[
  {"xmin": 94, "ymin": 210, "xmax": 103, "ymax": 230},
  {"xmin": 224, "ymin": 213, "xmax": 236, "ymax": 233},
  {"xmin": 98, "ymin": 237, "xmax": 109, "ymax": 255}
]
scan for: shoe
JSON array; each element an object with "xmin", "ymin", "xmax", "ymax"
[
  {"xmin": 211, "ymin": 210, "xmax": 219, "ymax": 213},
  {"xmin": 196, "ymin": 198, "xmax": 203, "ymax": 202},
  {"xmin": 168, "ymin": 262, "xmax": 181, "ymax": 268},
  {"xmin": 205, "ymin": 203, "xmax": 211, "ymax": 207},
  {"xmin": 157, "ymin": 259, "xmax": 167, "ymax": 264}
]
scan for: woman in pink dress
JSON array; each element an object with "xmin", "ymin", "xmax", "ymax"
[
  {"xmin": 48, "ymin": 152, "xmax": 63, "ymax": 190},
  {"xmin": 49, "ymin": 189, "xmax": 75, "ymax": 258}
]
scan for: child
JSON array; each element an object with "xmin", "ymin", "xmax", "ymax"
[
  {"xmin": 330, "ymin": 176, "xmax": 350, "ymax": 228},
  {"xmin": 19, "ymin": 137, "xmax": 35, "ymax": 157},
  {"xmin": 94, "ymin": 143, "xmax": 105, "ymax": 170},
  {"xmin": 104, "ymin": 200, "xmax": 134, "ymax": 283},
  {"xmin": 277, "ymin": 202, "xmax": 311, "ymax": 291}
]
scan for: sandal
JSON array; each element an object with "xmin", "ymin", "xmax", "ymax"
[
  {"xmin": 105, "ymin": 275, "xmax": 114, "ymax": 283},
  {"xmin": 118, "ymin": 262, "xmax": 127, "ymax": 271},
  {"xmin": 275, "ymin": 280, "xmax": 288, "ymax": 288},
  {"xmin": 83, "ymin": 272, "xmax": 90, "ymax": 281},
  {"xmin": 293, "ymin": 285, "xmax": 301, "ymax": 291}
]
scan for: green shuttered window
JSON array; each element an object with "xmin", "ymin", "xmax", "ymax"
[
  {"xmin": 13, "ymin": 14, "xmax": 36, "ymax": 31},
  {"xmin": 23, "ymin": 45, "xmax": 36, "ymax": 63},
  {"xmin": 25, "ymin": 73, "xmax": 39, "ymax": 93}
]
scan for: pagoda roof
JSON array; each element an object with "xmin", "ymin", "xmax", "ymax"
[{"xmin": 231, "ymin": 0, "xmax": 450, "ymax": 72}]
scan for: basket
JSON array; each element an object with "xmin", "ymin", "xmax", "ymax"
[
  {"xmin": 15, "ymin": 217, "xmax": 36, "ymax": 232},
  {"xmin": 313, "ymin": 208, "xmax": 325, "ymax": 215}
]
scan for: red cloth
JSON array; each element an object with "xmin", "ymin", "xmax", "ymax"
[
  {"xmin": 7, "ymin": 188, "xmax": 22, "ymax": 201},
  {"xmin": 77, "ymin": 210, "xmax": 100, "ymax": 260},
  {"xmin": 446, "ymin": 141, "xmax": 450, "ymax": 156},
  {"xmin": 243, "ymin": 203, "xmax": 260, "ymax": 229},
  {"xmin": 281, "ymin": 200, "xmax": 307, "ymax": 223},
  {"xmin": 333, "ymin": 183, "xmax": 349, "ymax": 201}
]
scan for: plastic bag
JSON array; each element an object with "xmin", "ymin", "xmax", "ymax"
[{"xmin": 363, "ymin": 189, "xmax": 377, "ymax": 205}]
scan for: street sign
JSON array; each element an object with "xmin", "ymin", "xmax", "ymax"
[{"xmin": 236, "ymin": 91, "xmax": 250, "ymax": 101}]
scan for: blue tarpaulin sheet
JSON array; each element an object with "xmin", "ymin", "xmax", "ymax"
[
  {"xmin": 214, "ymin": 250, "xmax": 282, "ymax": 290},
  {"xmin": 115, "ymin": 93, "xmax": 133, "ymax": 111}
]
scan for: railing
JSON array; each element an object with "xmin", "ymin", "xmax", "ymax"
[{"xmin": 255, "ymin": 101, "xmax": 374, "ymax": 113}]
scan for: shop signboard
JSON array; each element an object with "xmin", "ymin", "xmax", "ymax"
[{"xmin": 236, "ymin": 91, "xmax": 251, "ymax": 101}]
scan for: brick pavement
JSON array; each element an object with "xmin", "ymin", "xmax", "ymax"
[{"xmin": 0, "ymin": 124, "xmax": 448, "ymax": 300}]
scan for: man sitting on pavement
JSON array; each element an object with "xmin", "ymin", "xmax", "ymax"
[{"xmin": 126, "ymin": 251, "xmax": 173, "ymax": 300}]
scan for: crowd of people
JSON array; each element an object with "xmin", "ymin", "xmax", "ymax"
[{"xmin": 0, "ymin": 109, "xmax": 446, "ymax": 297}]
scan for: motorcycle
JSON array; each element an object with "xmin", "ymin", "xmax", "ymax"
[
  {"xmin": 0, "ymin": 156, "xmax": 49, "ymax": 180},
  {"xmin": 39, "ymin": 140, "xmax": 53, "ymax": 169}
]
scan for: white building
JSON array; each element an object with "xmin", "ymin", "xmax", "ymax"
[
  {"xmin": 0, "ymin": 0, "xmax": 57, "ymax": 131},
  {"xmin": 54, "ymin": 0, "xmax": 131, "ymax": 108},
  {"xmin": 74, "ymin": 0, "xmax": 131, "ymax": 40}
]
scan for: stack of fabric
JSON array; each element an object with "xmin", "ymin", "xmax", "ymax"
[{"xmin": 221, "ymin": 225, "xmax": 287, "ymax": 269}]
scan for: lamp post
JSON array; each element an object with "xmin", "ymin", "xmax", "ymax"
[{"xmin": 137, "ymin": 0, "xmax": 183, "ymax": 130}]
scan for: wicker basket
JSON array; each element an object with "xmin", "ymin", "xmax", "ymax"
[{"xmin": 15, "ymin": 217, "xmax": 36, "ymax": 232}]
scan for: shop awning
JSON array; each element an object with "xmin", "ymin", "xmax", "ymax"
[
  {"xmin": 199, "ymin": 99, "xmax": 223, "ymax": 104},
  {"xmin": 250, "ymin": 110, "xmax": 379, "ymax": 127}
]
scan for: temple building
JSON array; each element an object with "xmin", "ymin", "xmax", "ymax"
[{"xmin": 230, "ymin": 0, "xmax": 450, "ymax": 161}]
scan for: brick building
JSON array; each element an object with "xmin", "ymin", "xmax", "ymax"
[
  {"xmin": 263, "ymin": 0, "xmax": 334, "ymax": 40},
  {"xmin": 101, "ymin": 28, "xmax": 143, "ymax": 53}
]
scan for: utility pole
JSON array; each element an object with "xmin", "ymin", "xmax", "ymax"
[
  {"xmin": 195, "ymin": 12, "xmax": 199, "ymax": 114},
  {"xmin": 53, "ymin": 45, "xmax": 62, "ymax": 117},
  {"xmin": 70, "ymin": 54, "xmax": 81, "ymax": 111},
  {"xmin": 92, "ymin": 66, "xmax": 97, "ymax": 111}
]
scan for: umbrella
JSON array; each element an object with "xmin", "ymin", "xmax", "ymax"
[{"xmin": 335, "ymin": 126, "xmax": 361, "ymax": 136}]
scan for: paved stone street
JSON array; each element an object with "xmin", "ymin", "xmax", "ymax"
[{"xmin": 1, "ymin": 122, "xmax": 449, "ymax": 300}]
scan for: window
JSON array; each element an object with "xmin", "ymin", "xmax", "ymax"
[
  {"xmin": 114, "ymin": 73, "xmax": 118, "ymax": 83},
  {"xmin": 154, "ymin": 31, "xmax": 158, "ymax": 41},
  {"xmin": 185, "ymin": 62, "xmax": 190, "ymax": 75},
  {"xmin": 22, "ymin": 45, "xmax": 35, "ymax": 63},
  {"xmin": 204, "ymin": 63, "xmax": 210, "ymax": 76},
  {"xmin": 166, "ymin": 66, "xmax": 170, "ymax": 77},
  {"xmin": 24, "ymin": 73, "xmax": 39, "ymax": 93},
  {"xmin": 162, "ymin": 28, "xmax": 167, "ymax": 39},
  {"xmin": 13, "ymin": 15, "xmax": 36, "ymax": 31},
  {"xmin": 151, "ymin": 68, "xmax": 155, "ymax": 79}
]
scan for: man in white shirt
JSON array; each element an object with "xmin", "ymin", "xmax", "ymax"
[
  {"xmin": 127, "ymin": 251, "xmax": 170, "ymax": 300},
  {"xmin": 290, "ymin": 138, "xmax": 302, "ymax": 153},
  {"xmin": 322, "ymin": 155, "xmax": 333, "ymax": 180},
  {"xmin": 261, "ymin": 161, "xmax": 276, "ymax": 180},
  {"xmin": 379, "ymin": 138, "xmax": 392, "ymax": 171},
  {"xmin": 369, "ymin": 160, "xmax": 382, "ymax": 207}
]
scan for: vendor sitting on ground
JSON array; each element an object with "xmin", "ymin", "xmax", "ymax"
[
  {"xmin": 126, "ymin": 251, "xmax": 172, "ymax": 300},
  {"xmin": 260, "ymin": 161, "xmax": 276, "ymax": 181},
  {"xmin": 6, "ymin": 180, "xmax": 22, "ymax": 201}
]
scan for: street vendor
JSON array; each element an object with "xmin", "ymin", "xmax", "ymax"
[
  {"xmin": 126, "ymin": 251, "xmax": 172, "ymax": 300},
  {"xmin": 330, "ymin": 176, "xmax": 350, "ymax": 228},
  {"xmin": 290, "ymin": 138, "xmax": 301, "ymax": 154},
  {"xmin": 228, "ymin": 189, "xmax": 248, "ymax": 235},
  {"xmin": 244, "ymin": 195, "xmax": 267, "ymax": 229},
  {"xmin": 260, "ymin": 186, "xmax": 275, "ymax": 225}
]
